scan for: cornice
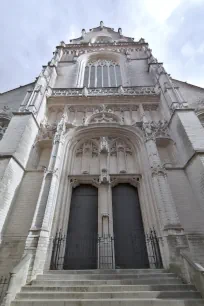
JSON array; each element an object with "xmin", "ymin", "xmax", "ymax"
[
  {"xmin": 58, "ymin": 41, "xmax": 148, "ymax": 51},
  {"xmin": 51, "ymin": 86, "xmax": 160, "ymax": 97}
]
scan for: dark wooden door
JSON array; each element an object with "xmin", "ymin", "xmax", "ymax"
[
  {"xmin": 112, "ymin": 184, "xmax": 149, "ymax": 269},
  {"xmin": 63, "ymin": 185, "xmax": 98, "ymax": 269}
]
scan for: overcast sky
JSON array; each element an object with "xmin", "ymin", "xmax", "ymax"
[{"xmin": 0, "ymin": 0, "xmax": 204, "ymax": 92}]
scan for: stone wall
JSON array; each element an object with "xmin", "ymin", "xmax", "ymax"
[{"xmin": 0, "ymin": 83, "xmax": 34, "ymax": 111}]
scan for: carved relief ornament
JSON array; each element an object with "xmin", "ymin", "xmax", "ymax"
[{"xmin": 142, "ymin": 120, "xmax": 170, "ymax": 142}]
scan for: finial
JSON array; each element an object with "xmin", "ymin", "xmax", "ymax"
[
  {"xmin": 60, "ymin": 41, "xmax": 66, "ymax": 47},
  {"xmin": 81, "ymin": 29, "xmax": 86, "ymax": 38},
  {"xmin": 118, "ymin": 28, "xmax": 122, "ymax": 35},
  {"xmin": 100, "ymin": 21, "xmax": 104, "ymax": 29}
]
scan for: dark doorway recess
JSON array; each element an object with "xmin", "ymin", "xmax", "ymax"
[
  {"xmin": 112, "ymin": 183, "xmax": 149, "ymax": 269},
  {"xmin": 63, "ymin": 185, "xmax": 98, "ymax": 269}
]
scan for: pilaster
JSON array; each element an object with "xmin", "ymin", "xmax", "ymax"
[
  {"xmin": 24, "ymin": 116, "xmax": 66, "ymax": 279},
  {"xmin": 140, "ymin": 103, "xmax": 188, "ymax": 266}
]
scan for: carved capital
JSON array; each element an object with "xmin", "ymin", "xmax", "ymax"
[
  {"xmin": 170, "ymin": 102, "xmax": 189, "ymax": 113},
  {"xmin": 142, "ymin": 120, "xmax": 170, "ymax": 142},
  {"xmin": 151, "ymin": 165, "xmax": 167, "ymax": 177}
]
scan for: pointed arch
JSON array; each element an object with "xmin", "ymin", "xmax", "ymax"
[{"xmin": 76, "ymin": 51, "xmax": 128, "ymax": 88}]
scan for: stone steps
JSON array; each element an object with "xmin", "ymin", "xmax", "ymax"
[
  {"xmin": 12, "ymin": 299, "xmax": 204, "ymax": 306},
  {"xmin": 16, "ymin": 291, "xmax": 201, "ymax": 299},
  {"xmin": 32, "ymin": 278, "xmax": 183, "ymax": 286},
  {"xmin": 22, "ymin": 284, "xmax": 196, "ymax": 292},
  {"xmin": 11, "ymin": 269, "xmax": 204, "ymax": 306},
  {"xmin": 36, "ymin": 273, "xmax": 177, "ymax": 280},
  {"xmin": 44, "ymin": 269, "xmax": 166, "ymax": 274}
]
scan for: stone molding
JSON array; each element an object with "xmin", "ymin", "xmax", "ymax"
[
  {"xmin": 68, "ymin": 174, "xmax": 141, "ymax": 188},
  {"xmin": 51, "ymin": 86, "xmax": 159, "ymax": 97},
  {"xmin": 62, "ymin": 42, "xmax": 147, "ymax": 53}
]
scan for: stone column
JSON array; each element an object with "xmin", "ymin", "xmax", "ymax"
[{"xmin": 24, "ymin": 116, "xmax": 66, "ymax": 279}]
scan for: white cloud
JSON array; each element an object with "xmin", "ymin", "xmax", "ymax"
[
  {"xmin": 181, "ymin": 42, "xmax": 195, "ymax": 57},
  {"xmin": 143, "ymin": 0, "xmax": 181, "ymax": 23}
]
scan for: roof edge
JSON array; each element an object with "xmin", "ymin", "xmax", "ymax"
[{"xmin": 0, "ymin": 81, "xmax": 35, "ymax": 95}]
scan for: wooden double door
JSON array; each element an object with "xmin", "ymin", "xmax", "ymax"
[{"xmin": 64, "ymin": 184, "xmax": 148, "ymax": 269}]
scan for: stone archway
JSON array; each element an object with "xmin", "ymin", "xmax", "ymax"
[{"xmin": 48, "ymin": 125, "xmax": 161, "ymax": 269}]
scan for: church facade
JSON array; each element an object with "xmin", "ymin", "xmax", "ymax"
[{"xmin": 1, "ymin": 22, "xmax": 204, "ymax": 303}]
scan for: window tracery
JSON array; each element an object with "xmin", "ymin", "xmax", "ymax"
[{"xmin": 83, "ymin": 60, "xmax": 122, "ymax": 88}]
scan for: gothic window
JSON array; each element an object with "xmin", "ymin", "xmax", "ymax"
[{"xmin": 83, "ymin": 60, "xmax": 122, "ymax": 88}]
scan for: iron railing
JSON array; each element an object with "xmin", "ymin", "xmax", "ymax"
[
  {"xmin": 146, "ymin": 229, "xmax": 163, "ymax": 269},
  {"xmin": 98, "ymin": 235, "xmax": 114, "ymax": 269},
  {"xmin": 50, "ymin": 229, "xmax": 163, "ymax": 270}
]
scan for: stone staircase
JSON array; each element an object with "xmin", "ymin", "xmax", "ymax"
[{"xmin": 11, "ymin": 269, "xmax": 204, "ymax": 305}]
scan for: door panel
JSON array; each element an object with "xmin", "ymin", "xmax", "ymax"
[
  {"xmin": 63, "ymin": 185, "xmax": 98, "ymax": 269},
  {"xmin": 112, "ymin": 184, "xmax": 149, "ymax": 269}
]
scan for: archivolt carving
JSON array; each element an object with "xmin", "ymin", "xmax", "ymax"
[{"xmin": 86, "ymin": 104, "xmax": 123, "ymax": 125}]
